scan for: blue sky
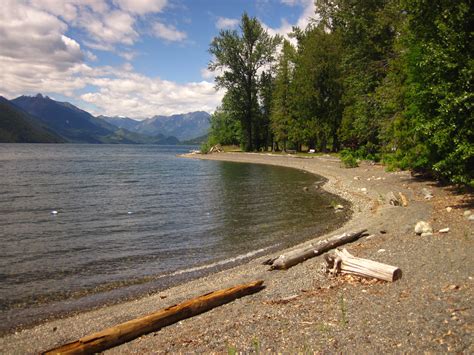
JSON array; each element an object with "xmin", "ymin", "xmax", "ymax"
[{"xmin": 0, "ymin": 0, "xmax": 315, "ymax": 118}]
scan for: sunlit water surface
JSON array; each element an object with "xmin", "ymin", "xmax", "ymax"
[{"xmin": 0, "ymin": 144, "xmax": 348, "ymax": 331}]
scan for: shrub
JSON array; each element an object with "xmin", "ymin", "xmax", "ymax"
[{"xmin": 340, "ymin": 150, "xmax": 359, "ymax": 168}]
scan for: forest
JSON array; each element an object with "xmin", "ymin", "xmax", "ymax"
[{"xmin": 204, "ymin": 0, "xmax": 472, "ymax": 187}]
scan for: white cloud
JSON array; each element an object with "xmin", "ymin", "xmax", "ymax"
[
  {"xmin": 85, "ymin": 50, "xmax": 98, "ymax": 61},
  {"xmin": 200, "ymin": 67, "xmax": 215, "ymax": 80},
  {"xmin": 152, "ymin": 22, "xmax": 187, "ymax": 42},
  {"xmin": 280, "ymin": 0, "xmax": 304, "ymax": 6},
  {"xmin": 0, "ymin": 0, "xmax": 223, "ymax": 116},
  {"xmin": 81, "ymin": 71, "xmax": 223, "ymax": 117},
  {"xmin": 29, "ymin": 0, "xmax": 109, "ymax": 21},
  {"xmin": 113, "ymin": 0, "xmax": 167, "ymax": 15},
  {"xmin": 29, "ymin": 0, "xmax": 163, "ymax": 49},
  {"xmin": 77, "ymin": 9, "xmax": 138, "ymax": 47},
  {"xmin": 263, "ymin": 0, "xmax": 316, "ymax": 45},
  {"xmin": 215, "ymin": 17, "xmax": 239, "ymax": 30},
  {"xmin": 0, "ymin": 0, "xmax": 86, "ymax": 97},
  {"xmin": 118, "ymin": 51, "xmax": 138, "ymax": 61}
]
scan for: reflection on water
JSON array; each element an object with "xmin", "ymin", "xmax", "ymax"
[{"xmin": 0, "ymin": 144, "xmax": 348, "ymax": 331}]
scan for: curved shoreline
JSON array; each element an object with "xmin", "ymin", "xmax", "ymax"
[
  {"xmin": 1, "ymin": 152, "xmax": 472, "ymax": 353},
  {"xmin": 0, "ymin": 154, "xmax": 349, "ymax": 336}
]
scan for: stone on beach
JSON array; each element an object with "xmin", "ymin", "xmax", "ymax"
[
  {"xmin": 421, "ymin": 188, "xmax": 433, "ymax": 200},
  {"xmin": 414, "ymin": 221, "xmax": 432, "ymax": 235}
]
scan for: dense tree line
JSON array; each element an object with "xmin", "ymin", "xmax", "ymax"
[{"xmin": 205, "ymin": 1, "xmax": 473, "ymax": 186}]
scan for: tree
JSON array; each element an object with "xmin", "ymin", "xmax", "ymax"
[
  {"xmin": 208, "ymin": 93, "xmax": 242, "ymax": 147},
  {"xmin": 271, "ymin": 39, "xmax": 295, "ymax": 151},
  {"xmin": 394, "ymin": 0, "xmax": 473, "ymax": 185},
  {"xmin": 259, "ymin": 70, "xmax": 275, "ymax": 151},
  {"xmin": 209, "ymin": 13, "xmax": 280, "ymax": 151},
  {"xmin": 290, "ymin": 26, "xmax": 343, "ymax": 152},
  {"xmin": 317, "ymin": 0, "xmax": 400, "ymax": 150}
]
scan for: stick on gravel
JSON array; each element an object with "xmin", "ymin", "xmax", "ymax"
[
  {"xmin": 266, "ymin": 229, "xmax": 368, "ymax": 270},
  {"xmin": 43, "ymin": 280, "xmax": 265, "ymax": 354}
]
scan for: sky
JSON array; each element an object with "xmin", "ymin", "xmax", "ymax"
[{"xmin": 0, "ymin": 0, "xmax": 316, "ymax": 119}]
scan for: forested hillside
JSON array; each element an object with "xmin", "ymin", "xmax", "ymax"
[{"xmin": 205, "ymin": 1, "xmax": 473, "ymax": 186}]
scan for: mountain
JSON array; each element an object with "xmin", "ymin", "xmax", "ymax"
[
  {"xmin": 102, "ymin": 111, "xmax": 211, "ymax": 141},
  {"xmin": 11, "ymin": 94, "xmax": 178, "ymax": 144},
  {"xmin": 0, "ymin": 96, "xmax": 64, "ymax": 143},
  {"xmin": 181, "ymin": 133, "xmax": 209, "ymax": 145},
  {"xmin": 97, "ymin": 115, "xmax": 140, "ymax": 131}
]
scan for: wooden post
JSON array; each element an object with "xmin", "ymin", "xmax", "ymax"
[
  {"xmin": 325, "ymin": 249, "xmax": 402, "ymax": 282},
  {"xmin": 43, "ymin": 280, "xmax": 264, "ymax": 355},
  {"xmin": 265, "ymin": 230, "xmax": 367, "ymax": 270}
]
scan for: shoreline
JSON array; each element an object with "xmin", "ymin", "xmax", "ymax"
[
  {"xmin": 0, "ymin": 154, "xmax": 349, "ymax": 336},
  {"xmin": 1, "ymin": 152, "xmax": 472, "ymax": 353}
]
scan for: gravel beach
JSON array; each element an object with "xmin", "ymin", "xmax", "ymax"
[{"xmin": 1, "ymin": 152, "xmax": 472, "ymax": 353}]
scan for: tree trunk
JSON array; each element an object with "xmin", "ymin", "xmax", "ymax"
[
  {"xmin": 264, "ymin": 230, "xmax": 368, "ymax": 270},
  {"xmin": 325, "ymin": 249, "xmax": 402, "ymax": 282},
  {"xmin": 245, "ymin": 74, "xmax": 253, "ymax": 152},
  {"xmin": 332, "ymin": 127, "xmax": 340, "ymax": 152},
  {"xmin": 43, "ymin": 281, "xmax": 264, "ymax": 354}
]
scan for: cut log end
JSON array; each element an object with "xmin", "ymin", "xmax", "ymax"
[{"xmin": 326, "ymin": 248, "xmax": 402, "ymax": 282}]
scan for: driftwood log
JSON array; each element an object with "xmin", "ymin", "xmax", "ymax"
[
  {"xmin": 325, "ymin": 248, "xmax": 402, "ymax": 282},
  {"xmin": 264, "ymin": 229, "xmax": 367, "ymax": 270},
  {"xmin": 43, "ymin": 280, "xmax": 264, "ymax": 355}
]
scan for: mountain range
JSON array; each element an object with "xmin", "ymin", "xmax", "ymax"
[
  {"xmin": 100, "ymin": 111, "xmax": 210, "ymax": 142},
  {"xmin": 0, "ymin": 94, "xmax": 210, "ymax": 144},
  {"xmin": 0, "ymin": 97, "xmax": 64, "ymax": 143}
]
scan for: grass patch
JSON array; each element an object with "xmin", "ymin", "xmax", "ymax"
[
  {"xmin": 227, "ymin": 345, "xmax": 237, "ymax": 355},
  {"xmin": 252, "ymin": 337, "xmax": 260, "ymax": 354},
  {"xmin": 339, "ymin": 294, "xmax": 348, "ymax": 326}
]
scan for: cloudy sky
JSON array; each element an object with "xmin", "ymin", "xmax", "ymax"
[{"xmin": 0, "ymin": 0, "xmax": 315, "ymax": 119}]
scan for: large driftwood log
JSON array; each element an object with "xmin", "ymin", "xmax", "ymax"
[
  {"xmin": 325, "ymin": 248, "xmax": 402, "ymax": 282},
  {"xmin": 43, "ymin": 280, "xmax": 264, "ymax": 355},
  {"xmin": 265, "ymin": 229, "xmax": 367, "ymax": 270}
]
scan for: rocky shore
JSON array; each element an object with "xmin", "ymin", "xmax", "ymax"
[{"xmin": 1, "ymin": 152, "xmax": 472, "ymax": 353}]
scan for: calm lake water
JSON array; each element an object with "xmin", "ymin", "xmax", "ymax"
[{"xmin": 0, "ymin": 144, "xmax": 348, "ymax": 332}]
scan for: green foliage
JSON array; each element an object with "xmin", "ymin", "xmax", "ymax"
[
  {"xmin": 271, "ymin": 39, "xmax": 295, "ymax": 150},
  {"xmin": 340, "ymin": 150, "xmax": 359, "ymax": 168},
  {"xmin": 290, "ymin": 26, "xmax": 343, "ymax": 152},
  {"xmin": 208, "ymin": 3, "xmax": 473, "ymax": 186},
  {"xmin": 209, "ymin": 13, "xmax": 280, "ymax": 151},
  {"xmin": 227, "ymin": 345, "xmax": 237, "ymax": 355},
  {"xmin": 394, "ymin": 0, "xmax": 474, "ymax": 185},
  {"xmin": 208, "ymin": 100, "xmax": 242, "ymax": 145}
]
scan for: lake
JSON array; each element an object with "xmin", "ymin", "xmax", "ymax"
[{"xmin": 0, "ymin": 144, "xmax": 348, "ymax": 332}]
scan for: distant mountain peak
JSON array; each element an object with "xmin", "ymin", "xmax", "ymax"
[
  {"xmin": 102, "ymin": 111, "xmax": 210, "ymax": 141},
  {"xmin": 11, "ymin": 95, "xmax": 179, "ymax": 145},
  {"xmin": 34, "ymin": 93, "xmax": 51, "ymax": 100}
]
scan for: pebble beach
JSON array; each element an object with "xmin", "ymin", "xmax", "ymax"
[{"xmin": 1, "ymin": 152, "xmax": 472, "ymax": 353}]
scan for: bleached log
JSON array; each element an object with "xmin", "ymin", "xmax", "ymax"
[
  {"xmin": 266, "ymin": 229, "xmax": 368, "ymax": 270},
  {"xmin": 43, "ymin": 280, "xmax": 264, "ymax": 355},
  {"xmin": 326, "ymin": 248, "xmax": 402, "ymax": 282}
]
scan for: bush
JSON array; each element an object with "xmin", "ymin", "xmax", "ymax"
[
  {"xmin": 340, "ymin": 150, "xmax": 359, "ymax": 168},
  {"xmin": 200, "ymin": 141, "xmax": 210, "ymax": 154}
]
